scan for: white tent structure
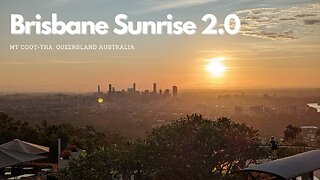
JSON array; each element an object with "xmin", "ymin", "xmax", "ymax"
[
  {"xmin": 241, "ymin": 150, "xmax": 320, "ymax": 179},
  {"xmin": 0, "ymin": 139, "xmax": 49, "ymax": 154},
  {"xmin": 0, "ymin": 148, "xmax": 45, "ymax": 168}
]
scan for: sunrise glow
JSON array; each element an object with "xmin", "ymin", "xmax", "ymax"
[{"xmin": 206, "ymin": 57, "xmax": 226, "ymax": 78}]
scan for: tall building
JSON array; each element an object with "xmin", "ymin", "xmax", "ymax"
[
  {"xmin": 164, "ymin": 89, "xmax": 170, "ymax": 96},
  {"xmin": 173, "ymin": 86, "xmax": 177, "ymax": 96},
  {"xmin": 127, "ymin": 88, "xmax": 134, "ymax": 94},
  {"xmin": 108, "ymin": 84, "xmax": 112, "ymax": 93},
  {"xmin": 98, "ymin": 85, "xmax": 101, "ymax": 93},
  {"xmin": 133, "ymin": 83, "xmax": 136, "ymax": 92},
  {"xmin": 153, "ymin": 83, "xmax": 157, "ymax": 94}
]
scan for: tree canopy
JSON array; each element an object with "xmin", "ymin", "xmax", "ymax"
[
  {"xmin": 0, "ymin": 112, "xmax": 123, "ymax": 162},
  {"xmin": 61, "ymin": 114, "xmax": 264, "ymax": 179},
  {"xmin": 283, "ymin": 124, "xmax": 302, "ymax": 145}
]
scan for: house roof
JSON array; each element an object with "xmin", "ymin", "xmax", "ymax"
[{"xmin": 241, "ymin": 150, "xmax": 320, "ymax": 179}]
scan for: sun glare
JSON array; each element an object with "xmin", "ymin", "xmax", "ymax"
[
  {"xmin": 97, "ymin": 98, "xmax": 104, "ymax": 103},
  {"xmin": 206, "ymin": 57, "xmax": 226, "ymax": 77}
]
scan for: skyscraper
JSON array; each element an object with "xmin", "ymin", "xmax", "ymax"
[
  {"xmin": 173, "ymin": 86, "xmax": 177, "ymax": 96},
  {"xmin": 98, "ymin": 85, "xmax": 101, "ymax": 93},
  {"xmin": 153, "ymin": 83, "xmax": 157, "ymax": 94},
  {"xmin": 164, "ymin": 89, "xmax": 170, "ymax": 96},
  {"xmin": 108, "ymin": 84, "xmax": 112, "ymax": 93},
  {"xmin": 133, "ymin": 83, "xmax": 136, "ymax": 92}
]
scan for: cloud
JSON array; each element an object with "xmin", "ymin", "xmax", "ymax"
[
  {"xmin": 304, "ymin": 19, "xmax": 320, "ymax": 25},
  {"xmin": 1, "ymin": 59, "xmax": 98, "ymax": 65},
  {"xmin": 235, "ymin": 3, "xmax": 320, "ymax": 40},
  {"xmin": 295, "ymin": 14, "xmax": 317, "ymax": 18},
  {"xmin": 1, "ymin": 56, "xmax": 159, "ymax": 65},
  {"xmin": 138, "ymin": 0, "xmax": 217, "ymax": 12}
]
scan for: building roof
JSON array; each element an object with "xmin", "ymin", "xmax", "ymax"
[
  {"xmin": 0, "ymin": 148, "xmax": 45, "ymax": 168},
  {"xmin": 300, "ymin": 126, "xmax": 318, "ymax": 129},
  {"xmin": 0, "ymin": 139, "xmax": 49, "ymax": 154},
  {"xmin": 241, "ymin": 150, "xmax": 320, "ymax": 179}
]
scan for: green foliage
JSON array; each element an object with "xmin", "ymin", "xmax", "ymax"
[
  {"xmin": 60, "ymin": 141, "xmax": 153, "ymax": 180},
  {"xmin": 283, "ymin": 124, "xmax": 302, "ymax": 145},
  {"xmin": 0, "ymin": 113, "xmax": 40, "ymax": 143},
  {"xmin": 145, "ymin": 114, "xmax": 262, "ymax": 179},
  {"xmin": 61, "ymin": 114, "xmax": 264, "ymax": 179},
  {"xmin": 0, "ymin": 112, "xmax": 123, "ymax": 162},
  {"xmin": 316, "ymin": 129, "xmax": 320, "ymax": 147},
  {"xmin": 0, "ymin": 112, "xmax": 266, "ymax": 179}
]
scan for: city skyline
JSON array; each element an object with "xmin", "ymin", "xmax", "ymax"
[
  {"xmin": 95, "ymin": 83, "xmax": 178, "ymax": 96},
  {"xmin": 0, "ymin": 0, "xmax": 319, "ymax": 92}
]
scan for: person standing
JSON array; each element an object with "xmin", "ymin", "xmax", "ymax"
[{"xmin": 269, "ymin": 136, "xmax": 278, "ymax": 151}]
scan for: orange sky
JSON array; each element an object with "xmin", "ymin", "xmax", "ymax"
[{"xmin": 0, "ymin": 1, "xmax": 319, "ymax": 92}]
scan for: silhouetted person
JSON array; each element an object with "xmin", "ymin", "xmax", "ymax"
[
  {"xmin": 269, "ymin": 136, "xmax": 278, "ymax": 151},
  {"xmin": 269, "ymin": 137, "xmax": 278, "ymax": 160}
]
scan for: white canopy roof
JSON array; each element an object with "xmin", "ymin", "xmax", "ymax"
[
  {"xmin": 0, "ymin": 139, "xmax": 49, "ymax": 154},
  {"xmin": 0, "ymin": 148, "xmax": 45, "ymax": 168},
  {"xmin": 241, "ymin": 150, "xmax": 320, "ymax": 179}
]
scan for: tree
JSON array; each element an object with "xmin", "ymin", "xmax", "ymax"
[
  {"xmin": 283, "ymin": 125, "xmax": 302, "ymax": 145},
  {"xmin": 60, "ymin": 141, "xmax": 152, "ymax": 180},
  {"xmin": 61, "ymin": 114, "xmax": 264, "ymax": 179},
  {"xmin": 0, "ymin": 112, "xmax": 41, "ymax": 144},
  {"xmin": 0, "ymin": 112, "xmax": 123, "ymax": 162},
  {"xmin": 315, "ymin": 129, "xmax": 320, "ymax": 147},
  {"xmin": 145, "ymin": 114, "xmax": 262, "ymax": 179}
]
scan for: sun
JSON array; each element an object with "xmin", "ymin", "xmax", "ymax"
[{"xmin": 206, "ymin": 57, "xmax": 226, "ymax": 77}]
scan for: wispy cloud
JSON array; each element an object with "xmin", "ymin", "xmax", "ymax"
[
  {"xmin": 1, "ymin": 59, "xmax": 99, "ymax": 65},
  {"xmin": 138, "ymin": 0, "xmax": 217, "ymax": 13},
  {"xmin": 1, "ymin": 56, "xmax": 159, "ymax": 65},
  {"xmin": 235, "ymin": 3, "xmax": 320, "ymax": 40}
]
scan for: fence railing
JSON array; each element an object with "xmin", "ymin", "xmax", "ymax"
[{"xmin": 259, "ymin": 145, "xmax": 318, "ymax": 152}]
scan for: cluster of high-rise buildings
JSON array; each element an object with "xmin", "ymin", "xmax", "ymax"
[{"xmin": 95, "ymin": 83, "xmax": 178, "ymax": 97}]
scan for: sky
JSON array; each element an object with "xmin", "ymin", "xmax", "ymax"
[{"xmin": 0, "ymin": 0, "xmax": 319, "ymax": 92}]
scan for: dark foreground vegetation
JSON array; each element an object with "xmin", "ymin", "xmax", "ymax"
[
  {"xmin": 0, "ymin": 112, "xmax": 123, "ymax": 162},
  {"xmin": 1, "ymin": 112, "xmax": 319, "ymax": 179},
  {"xmin": 60, "ymin": 115, "xmax": 265, "ymax": 179}
]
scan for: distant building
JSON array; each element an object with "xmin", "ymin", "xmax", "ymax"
[
  {"xmin": 300, "ymin": 126, "xmax": 318, "ymax": 145},
  {"xmin": 263, "ymin": 94, "xmax": 269, "ymax": 98},
  {"xmin": 173, "ymin": 86, "xmax": 177, "ymax": 96},
  {"xmin": 153, "ymin": 83, "xmax": 157, "ymax": 94},
  {"xmin": 93, "ymin": 85, "xmax": 102, "ymax": 96},
  {"xmin": 108, "ymin": 84, "xmax": 112, "ymax": 93},
  {"xmin": 94, "ymin": 83, "xmax": 175, "ymax": 98},
  {"xmin": 249, "ymin": 106, "xmax": 263, "ymax": 114},
  {"xmin": 164, "ymin": 89, "xmax": 170, "ymax": 96},
  {"xmin": 127, "ymin": 88, "xmax": 134, "ymax": 94}
]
